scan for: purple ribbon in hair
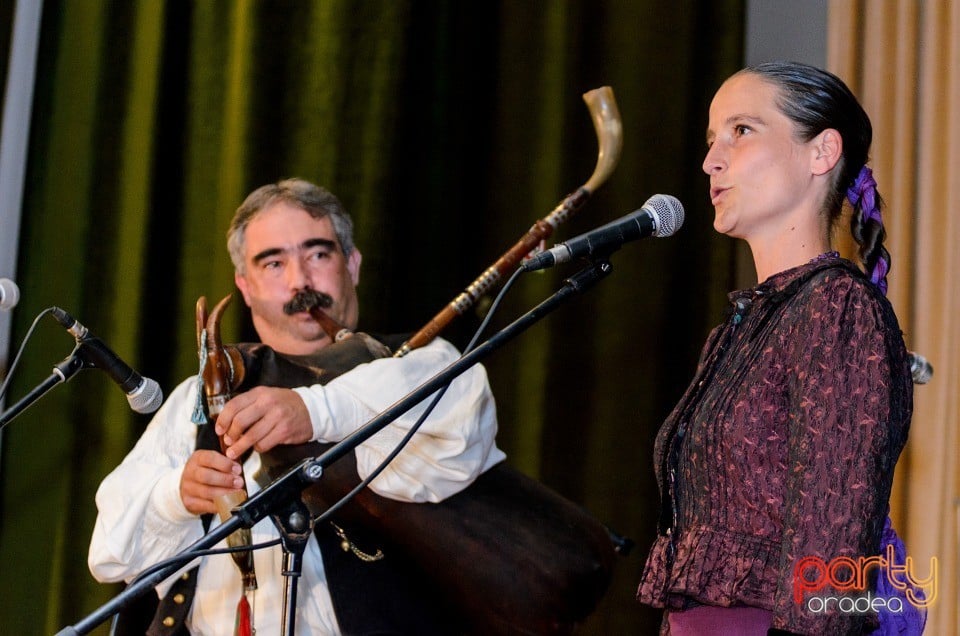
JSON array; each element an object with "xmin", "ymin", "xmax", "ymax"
[
  {"xmin": 847, "ymin": 166, "xmax": 880, "ymax": 222},
  {"xmin": 846, "ymin": 166, "xmax": 889, "ymax": 295},
  {"xmin": 872, "ymin": 257, "xmax": 890, "ymax": 295}
]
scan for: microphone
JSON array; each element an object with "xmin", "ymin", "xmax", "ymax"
[
  {"xmin": 50, "ymin": 307, "xmax": 163, "ymax": 413},
  {"xmin": 522, "ymin": 194, "xmax": 685, "ymax": 272},
  {"xmin": 0, "ymin": 278, "xmax": 19, "ymax": 310},
  {"xmin": 908, "ymin": 351, "xmax": 933, "ymax": 385}
]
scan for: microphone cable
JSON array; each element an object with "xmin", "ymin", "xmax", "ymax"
[
  {"xmin": 312, "ymin": 265, "xmax": 526, "ymax": 526},
  {"xmin": 1, "ymin": 308, "xmax": 57, "ymax": 429}
]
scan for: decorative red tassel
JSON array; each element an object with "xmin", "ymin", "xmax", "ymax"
[{"xmin": 234, "ymin": 594, "xmax": 252, "ymax": 636}]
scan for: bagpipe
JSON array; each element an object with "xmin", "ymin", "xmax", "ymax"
[{"xmin": 196, "ymin": 87, "xmax": 628, "ymax": 635}]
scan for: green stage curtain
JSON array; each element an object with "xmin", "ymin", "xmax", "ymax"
[{"xmin": 0, "ymin": 1, "xmax": 743, "ymax": 633}]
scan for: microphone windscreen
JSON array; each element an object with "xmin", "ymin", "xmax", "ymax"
[
  {"xmin": 128, "ymin": 377, "xmax": 164, "ymax": 414},
  {"xmin": 0, "ymin": 278, "xmax": 19, "ymax": 311},
  {"xmin": 644, "ymin": 195, "xmax": 684, "ymax": 237},
  {"xmin": 909, "ymin": 352, "xmax": 933, "ymax": 385}
]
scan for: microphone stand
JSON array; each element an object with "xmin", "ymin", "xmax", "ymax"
[
  {"xmin": 272, "ymin": 493, "xmax": 313, "ymax": 635},
  {"xmin": 0, "ymin": 341, "xmax": 92, "ymax": 428},
  {"xmin": 55, "ymin": 258, "xmax": 612, "ymax": 636}
]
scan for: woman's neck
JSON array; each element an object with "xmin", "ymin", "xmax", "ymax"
[{"xmin": 748, "ymin": 230, "xmax": 832, "ymax": 284}]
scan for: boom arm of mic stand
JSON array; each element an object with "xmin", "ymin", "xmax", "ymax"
[
  {"xmin": 56, "ymin": 258, "xmax": 612, "ymax": 635},
  {"xmin": 0, "ymin": 350, "xmax": 86, "ymax": 429},
  {"xmin": 309, "ymin": 258, "xmax": 612, "ymax": 469},
  {"xmin": 55, "ymin": 461, "xmax": 324, "ymax": 636}
]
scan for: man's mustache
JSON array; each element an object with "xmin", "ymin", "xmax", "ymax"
[{"xmin": 283, "ymin": 289, "xmax": 333, "ymax": 315}]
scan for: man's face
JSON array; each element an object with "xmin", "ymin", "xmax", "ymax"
[{"xmin": 234, "ymin": 201, "xmax": 361, "ymax": 355}]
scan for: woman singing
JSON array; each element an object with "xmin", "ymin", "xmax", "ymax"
[{"xmin": 637, "ymin": 62, "xmax": 919, "ymax": 635}]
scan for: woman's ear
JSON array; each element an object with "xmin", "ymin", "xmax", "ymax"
[{"xmin": 811, "ymin": 128, "xmax": 843, "ymax": 175}]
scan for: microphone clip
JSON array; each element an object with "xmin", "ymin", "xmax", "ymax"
[
  {"xmin": 563, "ymin": 258, "xmax": 613, "ymax": 294},
  {"xmin": 52, "ymin": 347, "xmax": 88, "ymax": 385}
]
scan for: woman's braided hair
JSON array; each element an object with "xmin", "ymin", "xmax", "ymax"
[{"xmin": 741, "ymin": 61, "xmax": 891, "ymax": 294}]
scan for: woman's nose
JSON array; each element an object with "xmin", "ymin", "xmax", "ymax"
[{"xmin": 702, "ymin": 143, "xmax": 724, "ymax": 175}]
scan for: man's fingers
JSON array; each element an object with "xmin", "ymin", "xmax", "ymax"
[
  {"xmin": 195, "ymin": 464, "xmax": 244, "ymax": 489},
  {"xmin": 218, "ymin": 388, "xmax": 271, "ymax": 442},
  {"xmin": 251, "ymin": 423, "xmax": 290, "ymax": 454},
  {"xmin": 182, "ymin": 485, "xmax": 246, "ymax": 515},
  {"xmin": 215, "ymin": 389, "xmax": 263, "ymax": 436},
  {"xmin": 219, "ymin": 388, "xmax": 313, "ymax": 458},
  {"xmin": 180, "ymin": 450, "xmax": 245, "ymax": 515},
  {"xmin": 224, "ymin": 417, "xmax": 270, "ymax": 460},
  {"xmin": 192, "ymin": 449, "xmax": 242, "ymax": 475}
]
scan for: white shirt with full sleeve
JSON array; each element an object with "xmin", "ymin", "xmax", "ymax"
[{"xmin": 88, "ymin": 337, "xmax": 504, "ymax": 635}]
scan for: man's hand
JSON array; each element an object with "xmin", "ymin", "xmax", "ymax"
[
  {"xmin": 215, "ymin": 386, "xmax": 313, "ymax": 460},
  {"xmin": 180, "ymin": 450, "xmax": 245, "ymax": 515}
]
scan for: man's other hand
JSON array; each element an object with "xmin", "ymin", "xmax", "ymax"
[
  {"xmin": 180, "ymin": 450, "xmax": 245, "ymax": 515},
  {"xmin": 215, "ymin": 386, "xmax": 313, "ymax": 460}
]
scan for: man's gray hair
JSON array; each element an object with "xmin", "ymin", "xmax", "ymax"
[{"xmin": 227, "ymin": 178, "xmax": 355, "ymax": 274}]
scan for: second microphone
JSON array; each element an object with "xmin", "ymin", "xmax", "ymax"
[
  {"xmin": 51, "ymin": 307, "xmax": 164, "ymax": 414},
  {"xmin": 522, "ymin": 194, "xmax": 685, "ymax": 272}
]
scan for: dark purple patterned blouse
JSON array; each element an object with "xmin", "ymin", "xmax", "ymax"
[{"xmin": 637, "ymin": 256, "xmax": 913, "ymax": 635}]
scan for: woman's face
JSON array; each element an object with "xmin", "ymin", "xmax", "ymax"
[{"xmin": 702, "ymin": 72, "xmax": 821, "ymax": 242}]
